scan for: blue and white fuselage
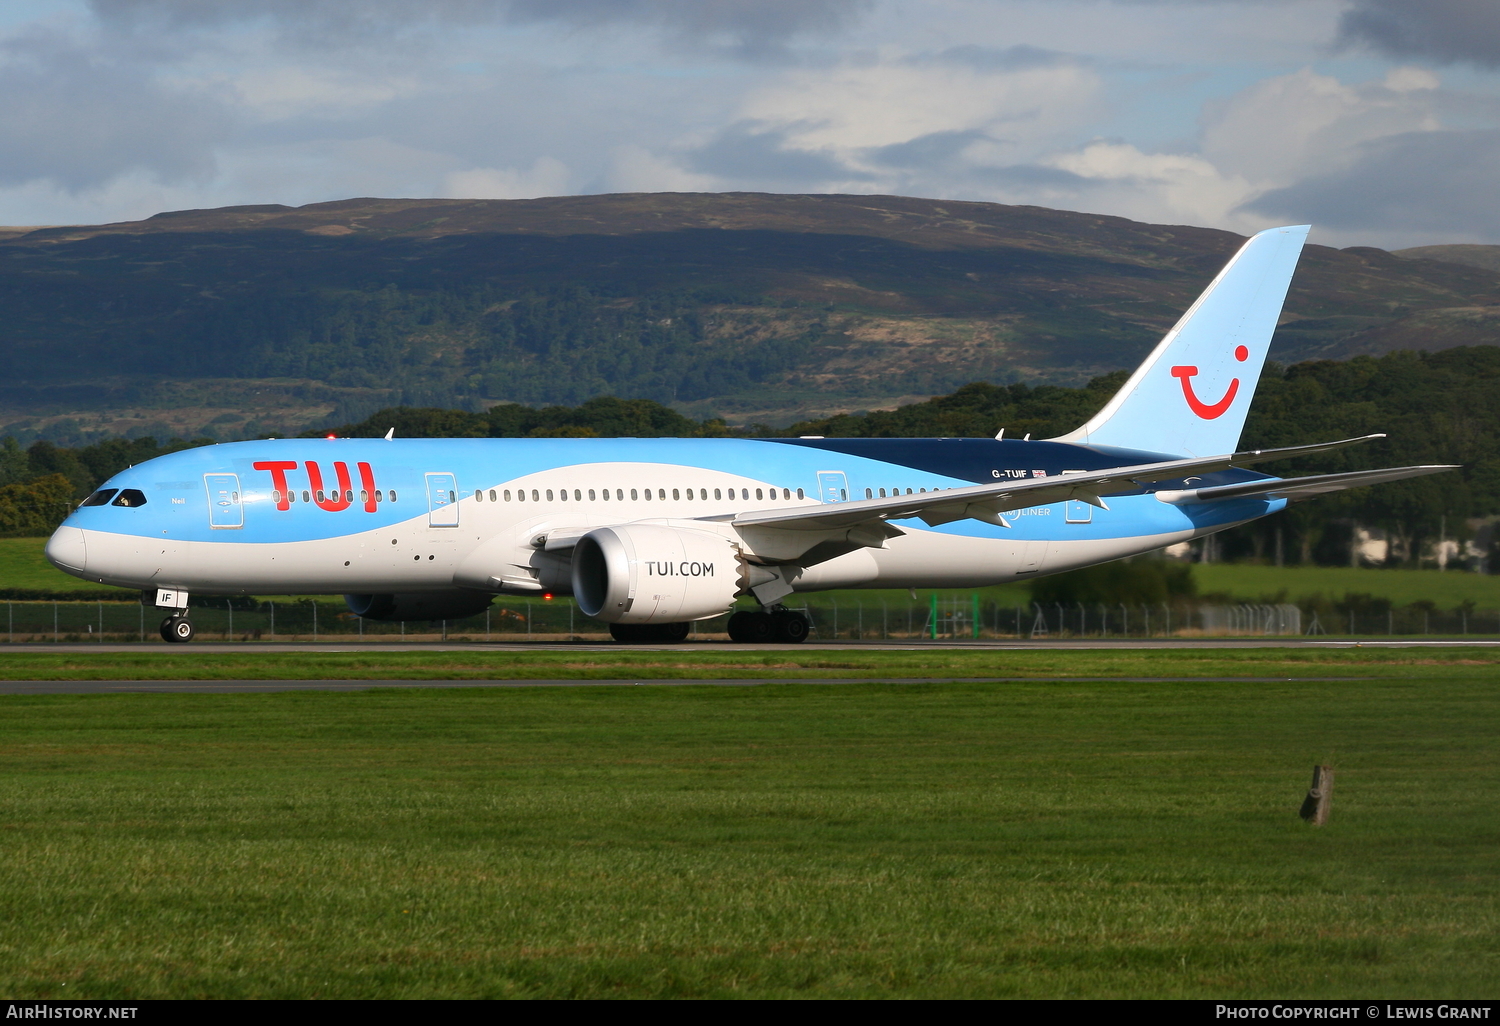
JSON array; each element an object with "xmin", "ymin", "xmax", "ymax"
[{"xmin": 45, "ymin": 435, "xmax": 1281, "ymax": 596}]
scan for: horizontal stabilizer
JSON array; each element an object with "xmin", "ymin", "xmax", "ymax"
[{"xmin": 1154, "ymin": 465, "xmax": 1458, "ymax": 505}]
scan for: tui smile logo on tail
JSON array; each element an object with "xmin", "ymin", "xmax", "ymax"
[{"xmin": 1170, "ymin": 345, "xmax": 1249, "ymax": 420}]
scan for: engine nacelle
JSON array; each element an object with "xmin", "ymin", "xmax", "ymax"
[
  {"xmin": 344, "ymin": 590, "xmax": 494, "ymax": 622},
  {"xmin": 572, "ymin": 525, "xmax": 740, "ymax": 623}
]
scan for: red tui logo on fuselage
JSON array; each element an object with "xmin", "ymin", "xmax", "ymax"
[{"xmin": 254, "ymin": 461, "xmax": 379, "ymax": 511}]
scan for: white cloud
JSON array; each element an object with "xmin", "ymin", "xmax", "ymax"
[
  {"xmin": 741, "ymin": 51, "xmax": 1102, "ymax": 156},
  {"xmin": 233, "ymin": 66, "xmax": 421, "ymax": 118},
  {"xmin": 606, "ymin": 144, "xmax": 719, "ymax": 193},
  {"xmin": 1042, "ymin": 141, "xmax": 1258, "ymax": 228},
  {"xmin": 1200, "ymin": 66, "xmax": 1442, "ymax": 187},
  {"xmin": 441, "ymin": 156, "xmax": 572, "ymax": 199}
]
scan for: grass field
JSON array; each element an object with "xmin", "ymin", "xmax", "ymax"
[
  {"xmin": 0, "ymin": 648, "xmax": 1497, "ymax": 998},
  {"xmin": 1194, "ymin": 564, "xmax": 1500, "ymax": 608},
  {"xmin": 0, "ymin": 645, "xmax": 1499, "ymax": 680},
  {"xmin": 0, "ymin": 537, "xmax": 85, "ymax": 591}
]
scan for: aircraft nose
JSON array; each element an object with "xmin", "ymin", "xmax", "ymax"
[{"xmin": 45, "ymin": 526, "xmax": 87, "ymax": 572}]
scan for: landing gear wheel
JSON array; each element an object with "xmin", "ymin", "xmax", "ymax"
[
  {"xmin": 160, "ymin": 616, "xmax": 195, "ymax": 643},
  {"xmin": 727, "ymin": 611, "xmax": 774, "ymax": 643},
  {"xmin": 656, "ymin": 622, "xmax": 690, "ymax": 643},
  {"xmin": 771, "ymin": 611, "xmax": 810, "ymax": 643},
  {"xmin": 609, "ymin": 623, "xmax": 651, "ymax": 644}
]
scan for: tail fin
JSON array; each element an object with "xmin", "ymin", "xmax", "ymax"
[{"xmin": 1049, "ymin": 224, "xmax": 1310, "ymax": 457}]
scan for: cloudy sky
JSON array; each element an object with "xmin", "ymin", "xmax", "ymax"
[{"xmin": 2, "ymin": 0, "xmax": 1498, "ymax": 248}]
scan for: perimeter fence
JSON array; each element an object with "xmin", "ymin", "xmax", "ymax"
[{"xmin": 1, "ymin": 595, "xmax": 1496, "ymax": 642}]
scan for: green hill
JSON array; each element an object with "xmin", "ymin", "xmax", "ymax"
[
  {"xmin": 3, "ymin": 193, "xmax": 1499, "ymax": 442},
  {"xmin": 1395, "ymin": 244, "xmax": 1500, "ymax": 274}
]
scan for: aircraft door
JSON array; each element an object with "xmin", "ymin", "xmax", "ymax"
[
  {"xmin": 204, "ymin": 474, "xmax": 243, "ymax": 529},
  {"xmin": 816, "ymin": 471, "xmax": 849, "ymax": 504},
  {"xmin": 425, "ymin": 472, "xmax": 460, "ymax": 527}
]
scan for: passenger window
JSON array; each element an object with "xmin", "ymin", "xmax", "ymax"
[
  {"xmin": 475, "ymin": 490, "xmax": 483, "ymax": 502},
  {"xmin": 112, "ymin": 489, "xmax": 148, "ymax": 507},
  {"xmin": 658, "ymin": 489, "xmax": 665, "ymax": 500},
  {"xmin": 517, "ymin": 490, "xmax": 526, "ymax": 502},
  {"xmin": 360, "ymin": 490, "xmax": 369, "ymax": 503},
  {"xmin": 303, "ymin": 490, "xmax": 312, "ymax": 503},
  {"xmin": 316, "ymin": 489, "xmax": 326, "ymax": 502},
  {"xmin": 504, "ymin": 490, "xmax": 511, "ymax": 501},
  {"xmin": 879, "ymin": 488, "xmax": 886, "ymax": 497},
  {"xmin": 589, "ymin": 489, "xmax": 596, "ymax": 501},
  {"xmin": 714, "ymin": 488, "xmax": 721, "ymax": 500},
  {"xmin": 81, "ymin": 489, "xmax": 119, "ymax": 507},
  {"xmin": 643, "ymin": 488, "xmax": 651, "ymax": 501},
  {"xmin": 756, "ymin": 488, "xmax": 763, "ymax": 500},
  {"xmin": 531, "ymin": 489, "xmax": 539, "ymax": 502},
  {"xmin": 348, "ymin": 490, "xmax": 356, "ymax": 503},
  {"xmin": 633, "ymin": 489, "xmax": 640, "ymax": 500},
  {"xmin": 865, "ymin": 488, "xmax": 873, "ymax": 498},
  {"xmin": 919, "ymin": 487, "xmax": 926, "ymax": 493},
  {"xmin": 615, "ymin": 489, "xmax": 623, "ymax": 501},
  {"xmin": 376, "ymin": 490, "xmax": 383, "ymax": 502},
  {"xmin": 546, "ymin": 489, "xmax": 554, "ymax": 502},
  {"xmin": 796, "ymin": 488, "xmax": 804, "ymax": 499},
  {"xmin": 489, "ymin": 489, "xmax": 496, "ymax": 501},
  {"xmin": 574, "ymin": 489, "xmax": 581, "ymax": 501},
  {"xmin": 783, "ymin": 489, "xmax": 790, "ymax": 500},
  {"xmin": 390, "ymin": 490, "xmax": 397, "ymax": 502},
  {"xmin": 672, "ymin": 488, "xmax": 680, "ymax": 500}
]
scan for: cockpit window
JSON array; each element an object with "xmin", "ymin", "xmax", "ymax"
[
  {"xmin": 111, "ymin": 489, "xmax": 148, "ymax": 508},
  {"xmin": 81, "ymin": 489, "xmax": 119, "ymax": 507}
]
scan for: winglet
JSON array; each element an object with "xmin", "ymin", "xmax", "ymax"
[{"xmin": 384, "ymin": 428, "xmax": 395, "ymax": 441}]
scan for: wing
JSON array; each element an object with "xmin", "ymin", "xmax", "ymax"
[
  {"xmin": 716, "ymin": 434, "xmax": 1389, "ymax": 533},
  {"xmin": 1154, "ymin": 464, "xmax": 1457, "ymax": 505}
]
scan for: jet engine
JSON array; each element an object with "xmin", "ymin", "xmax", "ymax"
[
  {"xmin": 344, "ymin": 590, "xmax": 494, "ymax": 621},
  {"xmin": 572, "ymin": 525, "xmax": 741, "ymax": 623}
]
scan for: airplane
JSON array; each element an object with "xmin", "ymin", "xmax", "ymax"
[{"xmin": 45, "ymin": 224, "xmax": 1455, "ymax": 644}]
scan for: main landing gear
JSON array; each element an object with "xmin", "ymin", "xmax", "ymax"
[
  {"xmin": 160, "ymin": 613, "xmax": 195, "ymax": 643},
  {"xmin": 727, "ymin": 607, "xmax": 810, "ymax": 644}
]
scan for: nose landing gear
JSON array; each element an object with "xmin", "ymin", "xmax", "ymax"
[
  {"xmin": 726, "ymin": 607, "xmax": 810, "ymax": 643},
  {"xmin": 160, "ymin": 614, "xmax": 195, "ymax": 644}
]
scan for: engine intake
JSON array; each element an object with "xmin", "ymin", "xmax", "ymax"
[{"xmin": 572, "ymin": 525, "xmax": 740, "ymax": 624}]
